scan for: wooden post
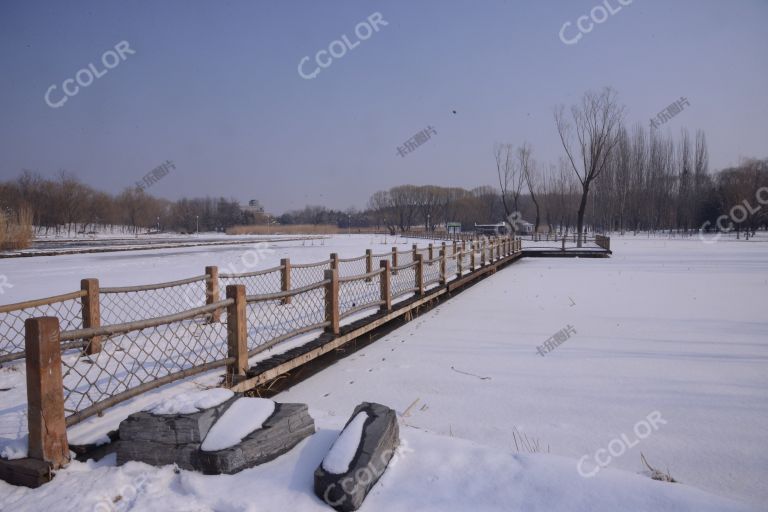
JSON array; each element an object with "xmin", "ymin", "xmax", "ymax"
[
  {"xmin": 324, "ymin": 269, "xmax": 340, "ymax": 335},
  {"xmin": 80, "ymin": 278, "xmax": 101, "ymax": 355},
  {"xmin": 365, "ymin": 249, "xmax": 373, "ymax": 282},
  {"xmin": 330, "ymin": 253, "xmax": 339, "ymax": 271},
  {"xmin": 562, "ymin": 237, "xmax": 566, "ymax": 252},
  {"xmin": 428, "ymin": 243, "xmax": 433, "ymax": 264},
  {"xmin": 470, "ymin": 241, "xmax": 476, "ymax": 270},
  {"xmin": 456, "ymin": 248, "xmax": 462, "ymax": 278},
  {"xmin": 25, "ymin": 317, "xmax": 69, "ymax": 468},
  {"xmin": 414, "ymin": 254, "xmax": 424, "ymax": 295},
  {"xmin": 452, "ymin": 240, "xmax": 457, "ymax": 255},
  {"xmin": 480, "ymin": 240, "xmax": 486, "ymax": 266},
  {"xmin": 439, "ymin": 249, "xmax": 447, "ymax": 285},
  {"xmin": 412, "ymin": 244, "xmax": 418, "ymax": 262},
  {"xmin": 280, "ymin": 258, "xmax": 291, "ymax": 304},
  {"xmin": 379, "ymin": 260, "xmax": 392, "ymax": 312},
  {"xmin": 391, "ymin": 247, "xmax": 398, "ymax": 275},
  {"xmin": 462, "ymin": 240, "xmax": 466, "ymax": 253},
  {"xmin": 225, "ymin": 285, "xmax": 248, "ymax": 384},
  {"xmin": 205, "ymin": 266, "xmax": 221, "ymax": 323}
]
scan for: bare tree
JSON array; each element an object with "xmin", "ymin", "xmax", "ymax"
[
  {"xmin": 554, "ymin": 87, "xmax": 625, "ymax": 246},
  {"xmin": 519, "ymin": 142, "xmax": 541, "ymax": 233},
  {"xmin": 495, "ymin": 143, "xmax": 525, "ymax": 233}
]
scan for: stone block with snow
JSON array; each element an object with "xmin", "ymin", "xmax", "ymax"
[
  {"xmin": 314, "ymin": 402, "xmax": 399, "ymax": 512},
  {"xmin": 117, "ymin": 388, "xmax": 237, "ymax": 469},
  {"xmin": 116, "ymin": 390, "xmax": 314, "ymax": 474},
  {"xmin": 197, "ymin": 401, "xmax": 315, "ymax": 475},
  {"xmin": 119, "ymin": 388, "xmax": 236, "ymax": 445}
]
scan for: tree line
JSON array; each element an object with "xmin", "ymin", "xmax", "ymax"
[
  {"xmin": 0, "ymin": 170, "xmax": 258, "ymax": 235},
  {"xmin": 2, "ymin": 87, "xmax": 766, "ymax": 242}
]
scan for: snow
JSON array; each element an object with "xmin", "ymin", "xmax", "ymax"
[
  {"xmin": 0, "ymin": 234, "xmax": 766, "ymax": 510},
  {"xmin": 322, "ymin": 410, "xmax": 368, "ymax": 474},
  {"xmin": 0, "ymin": 431, "xmax": 754, "ymax": 512},
  {"xmin": 145, "ymin": 388, "xmax": 234, "ymax": 416},
  {"xmin": 200, "ymin": 398, "xmax": 276, "ymax": 452},
  {"xmin": 0, "ymin": 434, "xmax": 27, "ymax": 460}
]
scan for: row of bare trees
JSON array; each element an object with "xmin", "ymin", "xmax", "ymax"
[
  {"xmin": 0, "ymin": 171, "xmax": 257, "ymax": 236},
  {"xmin": 366, "ymin": 185, "xmax": 504, "ymax": 233},
  {"xmin": 492, "ymin": 87, "xmax": 767, "ymax": 245}
]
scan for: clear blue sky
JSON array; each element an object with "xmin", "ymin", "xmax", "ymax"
[{"xmin": 1, "ymin": 0, "xmax": 766, "ymax": 213}]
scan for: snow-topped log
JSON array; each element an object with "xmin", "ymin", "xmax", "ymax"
[
  {"xmin": 197, "ymin": 402, "xmax": 315, "ymax": 475},
  {"xmin": 314, "ymin": 402, "xmax": 399, "ymax": 512}
]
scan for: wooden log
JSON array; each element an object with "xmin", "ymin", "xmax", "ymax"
[
  {"xmin": 205, "ymin": 266, "xmax": 221, "ymax": 322},
  {"xmin": 24, "ymin": 317, "xmax": 69, "ymax": 469},
  {"xmin": 414, "ymin": 254, "xmax": 424, "ymax": 295},
  {"xmin": 281, "ymin": 258, "xmax": 292, "ymax": 304},
  {"xmin": 325, "ymin": 269, "xmax": 340, "ymax": 335},
  {"xmin": 0, "ymin": 457, "xmax": 53, "ymax": 488},
  {"xmin": 439, "ymin": 249, "xmax": 447, "ymax": 285},
  {"xmin": 365, "ymin": 250, "xmax": 373, "ymax": 282},
  {"xmin": 80, "ymin": 278, "xmax": 101, "ymax": 354},
  {"xmin": 226, "ymin": 285, "xmax": 248, "ymax": 384},
  {"xmin": 379, "ymin": 260, "xmax": 391, "ymax": 312}
]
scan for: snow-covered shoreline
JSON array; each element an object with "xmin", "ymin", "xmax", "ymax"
[{"xmin": 0, "ymin": 234, "xmax": 766, "ymax": 510}]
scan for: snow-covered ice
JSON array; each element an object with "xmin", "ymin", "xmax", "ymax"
[
  {"xmin": 0, "ymin": 234, "xmax": 766, "ymax": 511},
  {"xmin": 146, "ymin": 388, "xmax": 234, "ymax": 416},
  {"xmin": 322, "ymin": 411, "xmax": 368, "ymax": 474},
  {"xmin": 200, "ymin": 398, "xmax": 276, "ymax": 452}
]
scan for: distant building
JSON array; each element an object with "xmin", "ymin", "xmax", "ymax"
[
  {"xmin": 242, "ymin": 199, "xmax": 264, "ymax": 215},
  {"xmin": 446, "ymin": 222, "xmax": 462, "ymax": 235},
  {"xmin": 474, "ymin": 223, "xmax": 508, "ymax": 236},
  {"xmin": 474, "ymin": 221, "xmax": 534, "ymax": 236}
]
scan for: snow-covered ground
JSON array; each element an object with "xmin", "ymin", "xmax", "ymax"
[{"xmin": 1, "ymin": 234, "xmax": 766, "ymax": 511}]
